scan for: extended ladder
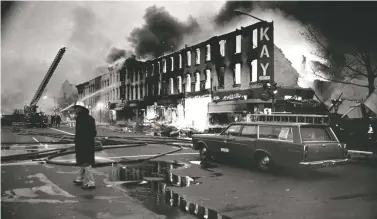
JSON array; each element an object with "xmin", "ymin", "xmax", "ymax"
[{"xmin": 250, "ymin": 114, "xmax": 329, "ymax": 124}]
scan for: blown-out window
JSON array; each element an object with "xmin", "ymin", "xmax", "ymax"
[
  {"xmin": 179, "ymin": 54, "xmax": 182, "ymax": 69},
  {"xmin": 187, "ymin": 51, "xmax": 191, "ymax": 67},
  {"xmin": 234, "ymin": 63, "xmax": 241, "ymax": 85},
  {"xmin": 163, "ymin": 59, "xmax": 167, "ymax": 73},
  {"xmin": 171, "ymin": 57, "xmax": 174, "ymax": 71},
  {"xmin": 196, "ymin": 48, "xmax": 200, "ymax": 64},
  {"xmin": 170, "ymin": 78, "xmax": 174, "ymax": 94},
  {"xmin": 195, "ymin": 72, "xmax": 200, "ymax": 91},
  {"xmin": 236, "ymin": 35, "xmax": 242, "ymax": 54},
  {"xmin": 186, "ymin": 74, "xmax": 191, "ymax": 92},
  {"xmin": 206, "ymin": 44, "xmax": 211, "ymax": 61},
  {"xmin": 219, "ymin": 40, "xmax": 226, "ymax": 57},
  {"xmin": 177, "ymin": 76, "xmax": 182, "ymax": 93},
  {"xmin": 205, "ymin": 69, "xmax": 211, "ymax": 89}
]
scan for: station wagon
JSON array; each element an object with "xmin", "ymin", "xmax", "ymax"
[{"xmin": 192, "ymin": 122, "xmax": 348, "ymax": 171}]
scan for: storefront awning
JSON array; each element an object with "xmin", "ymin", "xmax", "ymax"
[{"xmin": 208, "ymin": 99, "xmax": 272, "ymax": 114}]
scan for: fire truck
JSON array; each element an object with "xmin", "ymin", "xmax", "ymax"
[{"xmin": 3, "ymin": 47, "xmax": 67, "ymax": 128}]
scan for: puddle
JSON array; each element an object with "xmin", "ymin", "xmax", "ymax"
[{"xmin": 108, "ymin": 161, "xmax": 201, "ymax": 219}]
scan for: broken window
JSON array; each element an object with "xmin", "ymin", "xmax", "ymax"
[
  {"xmin": 196, "ymin": 48, "xmax": 200, "ymax": 64},
  {"xmin": 219, "ymin": 40, "xmax": 226, "ymax": 57},
  {"xmin": 234, "ymin": 63, "xmax": 241, "ymax": 85},
  {"xmin": 206, "ymin": 44, "xmax": 211, "ymax": 61},
  {"xmin": 205, "ymin": 69, "xmax": 211, "ymax": 89},
  {"xmin": 163, "ymin": 59, "xmax": 167, "ymax": 73},
  {"xmin": 187, "ymin": 51, "xmax": 191, "ymax": 67},
  {"xmin": 252, "ymin": 28, "xmax": 258, "ymax": 49},
  {"xmin": 250, "ymin": 60, "xmax": 258, "ymax": 82},
  {"xmin": 218, "ymin": 67, "xmax": 225, "ymax": 87},
  {"xmin": 186, "ymin": 74, "xmax": 191, "ymax": 92},
  {"xmin": 236, "ymin": 35, "xmax": 242, "ymax": 54},
  {"xmin": 177, "ymin": 76, "xmax": 182, "ymax": 93},
  {"xmin": 179, "ymin": 54, "xmax": 182, "ymax": 69},
  {"xmin": 195, "ymin": 72, "xmax": 200, "ymax": 91},
  {"xmin": 170, "ymin": 78, "xmax": 174, "ymax": 94},
  {"xmin": 171, "ymin": 57, "xmax": 174, "ymax": 71}
]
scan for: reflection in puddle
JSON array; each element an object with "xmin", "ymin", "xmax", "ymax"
[{"xmin": 108, "ymin": 161, "xmax": 200, "ymax": 219}]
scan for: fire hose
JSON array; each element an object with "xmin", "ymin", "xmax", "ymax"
[{"xmin": 1, "ymin": 131, "xmax": 192, "ymax": 167}]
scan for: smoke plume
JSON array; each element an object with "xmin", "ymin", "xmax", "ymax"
[
  {"xmin": 106, "ymin": 47, "xmax": 132, "ymax": 64},
  {"xmin": 1, "ymin": 4, "xmax": 113, "ymax": 113},
  {"xmin": 128, "ymin": 5, "xmax": 200, "ymax": 58}
]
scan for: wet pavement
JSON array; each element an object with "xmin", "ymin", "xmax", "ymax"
[{"xmin": 2, "ymin": 125, "xmax": 377, "ymax": 219}]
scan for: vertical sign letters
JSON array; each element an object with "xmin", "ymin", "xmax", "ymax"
[{"xmin": 257, "ymin": 22, "xmax": 274, "ymax": 82}]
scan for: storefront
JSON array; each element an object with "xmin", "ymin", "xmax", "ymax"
[
  {"xmin": 184, "ymin": 93, "xmax": 212, "ymax": 132},
  {"xmin": 208, "ymin": 89, "xmax": 253, "ymax": 131},
  {"xmin": 144, "ymin": 94, "xmax": 184, "ymax": 126}
]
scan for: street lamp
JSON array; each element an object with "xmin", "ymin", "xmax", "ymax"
[{"xmin": 233, "ymin": 10, "xmax": 268, "ymax": 23}]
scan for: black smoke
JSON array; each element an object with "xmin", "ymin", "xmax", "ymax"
[
  {"xmin": 128, "ymin": 5, "xmax": 200, "ymax": 58},
  {"xmin": 106, "ymin": 47, "xmax": 127, "ymax": 63},
  {"xmin": 213, "ymin": 1, "xmax": 377, "ymax": 50}
]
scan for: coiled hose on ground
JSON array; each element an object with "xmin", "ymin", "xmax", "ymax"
[{"xmin": 1, "ymin": 129, "xmax": 193, "ymax": 167}]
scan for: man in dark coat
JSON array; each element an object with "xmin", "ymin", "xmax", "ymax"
[
  {"xmin": 55, "ymin": 114, "xmax": 61, "ymax": 128},
  {"xmin": 72, "ymin": 101, "xmax": 97, "ymax": 189}
]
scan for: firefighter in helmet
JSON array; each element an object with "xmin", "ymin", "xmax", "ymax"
[{"xmin": 72, "ymin": 101, "xmax": 97, "ymax": 189}]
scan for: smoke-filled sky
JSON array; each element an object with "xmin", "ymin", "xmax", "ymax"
[{"xmin": 2, "ymin": 1, "xmax": 377, "ymax": 114}]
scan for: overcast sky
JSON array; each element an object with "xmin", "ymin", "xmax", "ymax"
[{"xmin": 1, "ymin": 1, "xmax": 223, "ymax": 112}]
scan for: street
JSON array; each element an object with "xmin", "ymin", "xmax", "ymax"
[{"xmin": 1, "ymin": 125, "xmax": 376, "ymax": 219}]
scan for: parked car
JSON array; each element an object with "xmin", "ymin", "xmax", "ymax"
[{"xmin": 191, "ymin": 122, "xmax": 348, "ymax": 172}]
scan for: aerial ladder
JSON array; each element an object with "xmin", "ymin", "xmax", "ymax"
[{"xmin": 22, "ymin": 47, "xmax": 67, "ymax": 127}]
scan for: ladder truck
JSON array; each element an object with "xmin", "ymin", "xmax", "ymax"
[{"xmin": 21, "ymin": 47, "xmax": 67, "ymax": 128}]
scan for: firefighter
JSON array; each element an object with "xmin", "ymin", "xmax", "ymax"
[
  {"xmin": 55, "ymin": 114, "xmax": 61, "ymax": 128},
  {"xmin": 72, "ymin": 101, "xmax": 97, "ymax": 189}
]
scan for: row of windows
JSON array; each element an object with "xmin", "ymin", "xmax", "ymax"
[
  {"xmin": 146, "ymin": 33, "xmax": 247, "ymax": 76},
  {"xmin": 225, "ymin": 125, "xmax": 294, "ymax": 141}
]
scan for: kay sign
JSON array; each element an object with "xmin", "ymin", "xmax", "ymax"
[{"xmin": 257, "ymin": 22, "xmax": 274, "ymax": 82}]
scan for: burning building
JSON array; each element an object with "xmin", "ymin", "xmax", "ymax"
[{"xmin": 75, "ymin": 21, "xmax": 319, "ymax": 131}]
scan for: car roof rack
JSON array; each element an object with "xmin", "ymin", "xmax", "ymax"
[{"xmin": 250, "ymin": 114, "xmax": 329, "ymax": 124}]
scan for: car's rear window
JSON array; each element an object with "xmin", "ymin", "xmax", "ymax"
[{"xmin": 301, "ymin": 127, "xmax": 335, "ymax": 141}]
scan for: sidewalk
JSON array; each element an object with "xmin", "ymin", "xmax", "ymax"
[{"xmin": 1, "ymin": 164, "xmax": 165, "ymax": 219}]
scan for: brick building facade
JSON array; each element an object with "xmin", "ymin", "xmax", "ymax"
[{"xmin": 76, "ymin": 21, "xmax": 315, "ymax": 131}]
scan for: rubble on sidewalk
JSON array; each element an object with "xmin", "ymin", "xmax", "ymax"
[{"xmin": 97, "ymin": 118, "xmax": 202, "ymax": 139}]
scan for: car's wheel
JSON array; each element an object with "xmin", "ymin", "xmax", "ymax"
[
  {"xmin": 199, "ymin": 146, "xmax": 210, "ymax": 161},
  {"xmin": 256, "ymin": 153, "xmax": 273, "ymax": 172}
]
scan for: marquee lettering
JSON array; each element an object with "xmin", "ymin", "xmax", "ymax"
[
  {"xmin": 260, "ymin": 45, "xmax": 270, "ymax": 58},
  {"xmin": 258, "ymin": 25, "xmax": 273, "ymax": 82},
  {"xmin": 260, "ymin": 63, "xmax": 270, "ymax": 76},
  {"xmin": 260, "ymin": 27, "xmax": 270, "ymax": 41}
]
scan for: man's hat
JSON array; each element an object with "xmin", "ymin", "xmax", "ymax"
[{"xmin": 73, "ymin": 101, "xmax": 87, "ymax": 110}]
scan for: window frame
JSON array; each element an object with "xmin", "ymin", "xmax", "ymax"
[
  {"xmin": 221, "ymin": 124, "xmax": 243, "ymax": 136},
  {"xmin": 240, "ymin": 125, "xmax": 258, "ymax": 138},
  {"xmin": 258, "ymin": 125, "xmax": 294, "ymax": 142}
]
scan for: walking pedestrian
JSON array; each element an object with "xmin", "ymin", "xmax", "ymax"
[
  {"xmin": 55, "ymin": 114, "xmax": 61, "ymax": 128},
  {"xmin": 72, "ymin": 101, "xmax": 97, "ymax": 189}
]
